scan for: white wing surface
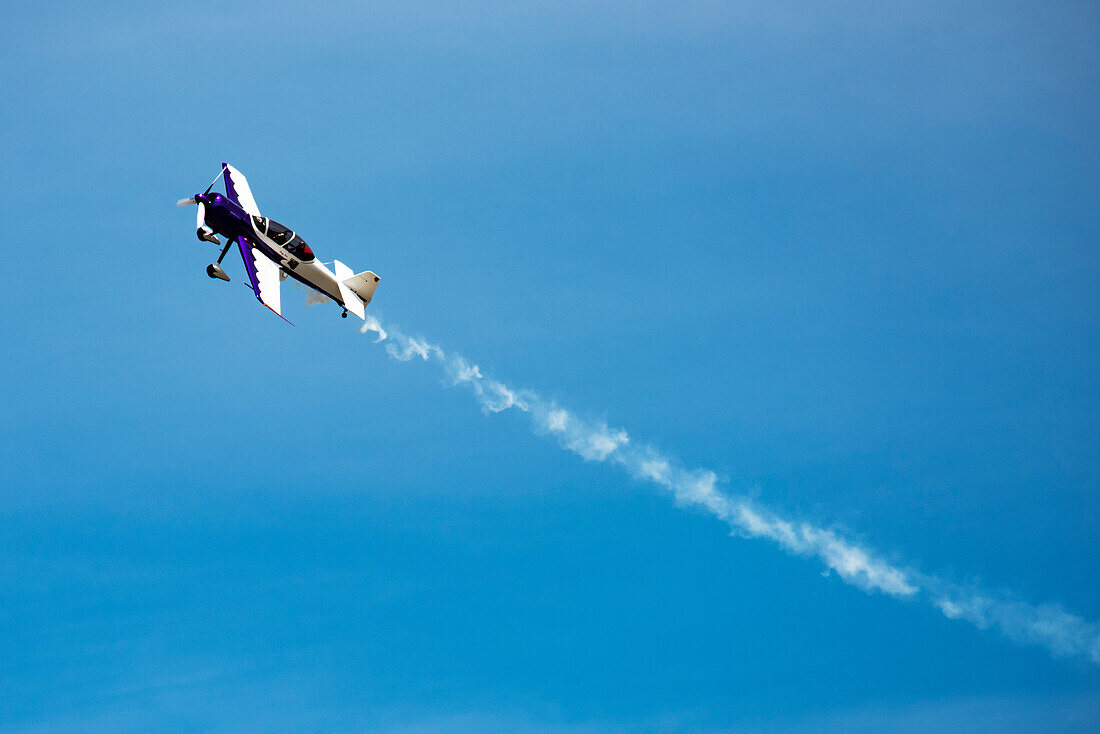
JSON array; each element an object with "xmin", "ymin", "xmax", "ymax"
[
  {"xmin": 235, "ymin": 236, "xmax": 284, "ymax": 318},
  {"xmin": 252, "ymin": 247, "xmax": 282, "ymax": 315},
  {"xmin": 222, "ymin": 163, "xmax": 261, "ymax": 217}
]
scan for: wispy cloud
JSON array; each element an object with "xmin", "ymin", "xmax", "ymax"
[{"xmin": 360, "ymin": 319, "xmax": 1100, "ymax": 665}]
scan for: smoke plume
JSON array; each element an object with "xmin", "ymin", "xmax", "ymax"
[{"xmin": 359, "ymin": 317, "xmax": 1100, "ymax": 665}]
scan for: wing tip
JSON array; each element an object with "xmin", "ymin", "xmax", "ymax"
[{"xmin": 265, "ymin": 304, "xmax": 294, "ymax": 326}]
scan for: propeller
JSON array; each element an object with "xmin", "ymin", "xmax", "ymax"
[
  {"xmin": 176, "ymin": 167, "xmax": 223, "ymax": 207},
  {"xmin": 180, "ymin": 168, "xmax": 226, "ymax": 246}
]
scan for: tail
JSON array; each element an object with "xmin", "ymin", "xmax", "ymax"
[
  {"xmin": 343, "ymin": 269, "xmax": 381, "ymax": 305},
  {"xmin": 332, "ymin": 261, "xmax": 381, "ymax": 320}
]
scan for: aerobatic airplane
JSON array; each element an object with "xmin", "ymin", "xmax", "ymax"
[{"xmin": 177, "ymin": 163, "xmax": 380, "ymax": 323}]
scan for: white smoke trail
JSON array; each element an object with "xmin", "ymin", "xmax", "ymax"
[
  {"xmin": 360, "ymin": 318, "xmax": 1100, "ymax": 665},
  {"xmin": 290, "ymin": 280, "xmax": 332, "ymax": 306},
  {"xmin": 360, "ymin": 314, "xmax": 387, "ymax": 343}
]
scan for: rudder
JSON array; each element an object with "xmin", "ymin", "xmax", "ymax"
[{"xmin": 343, "ymin": 269, "xmax": 381, "ymax": 305}]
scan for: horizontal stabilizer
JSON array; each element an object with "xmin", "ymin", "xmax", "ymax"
[{"xmin": 333, "ymin": 260, "xmax": 366, "ymax": 320}]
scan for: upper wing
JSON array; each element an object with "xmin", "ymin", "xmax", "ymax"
[
  {"xmin": 222, "ymin": 163, "xmax": 261, "ymax": 217},
  {"xmin": 236, "ymin": 236, "xmax": 288, "ymax": 322}
]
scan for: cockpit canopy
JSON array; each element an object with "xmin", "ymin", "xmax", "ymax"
[
  {"xmin": 251, "ymin": 215, "xmax": 315, "ymax": 261},
  {"xmin": 265, "ymin": 218, "xmax": 293, "ymax": 244},
  {"xmin": 290, "ymin": 240, "xmax": 315, "ymax": 261}
]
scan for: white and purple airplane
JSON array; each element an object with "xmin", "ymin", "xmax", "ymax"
[{"xmin": 178, "ymin": 163, "xmax": 380, "ymax": 323}]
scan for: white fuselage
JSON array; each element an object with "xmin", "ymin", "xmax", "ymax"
[{"xmin": 248, "ymin": 217, "xmax": 345, "ymax": 305}]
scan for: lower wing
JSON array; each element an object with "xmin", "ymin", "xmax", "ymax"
[{"xmin": 236, "ymin": 236, "xmax": 290, "ymax": 324}]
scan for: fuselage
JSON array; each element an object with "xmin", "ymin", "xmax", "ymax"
[{"xmin": 196, "ymin": 192, "xmax": 348, "ymax": 305}]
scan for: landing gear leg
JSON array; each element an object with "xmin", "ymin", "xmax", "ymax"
[{"xmin": 216, "ymin": 239, "xmax": 233, "ymax": 265}]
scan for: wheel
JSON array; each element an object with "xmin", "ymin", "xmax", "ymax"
[{"xmin": 341, "ymin": 311, "xmax": 348, "ymax": 319}]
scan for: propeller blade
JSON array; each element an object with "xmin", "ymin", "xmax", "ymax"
[
  {"xmin": 177, "ymin": 197, "xmax": 197, "ymax": 207},
  {"xmin": 196, "ymin": 201, "xmax": 206, "ymax": 230}
]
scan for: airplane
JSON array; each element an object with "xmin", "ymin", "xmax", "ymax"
[{"xmin": 177, "ymin": 163, "xmax": 380, "ymax": 323}]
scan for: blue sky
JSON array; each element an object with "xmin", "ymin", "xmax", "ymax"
[{"xmin": 2, "ymin": 1, "xmax": 1099, "ymax": 731}]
